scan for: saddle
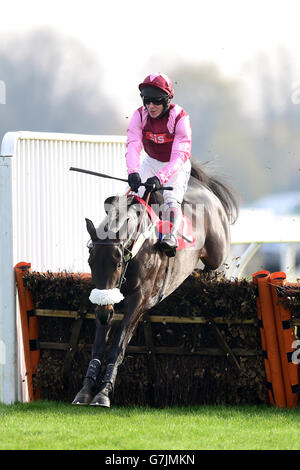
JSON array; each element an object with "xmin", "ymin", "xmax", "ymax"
[{"xmin": 133, "ymin": 196, "xmax": 196, "ymax": 251}]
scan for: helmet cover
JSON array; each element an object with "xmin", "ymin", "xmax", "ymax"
[{"xmin": 139, "ymin": 73, "xmax": 174, "ymax": 98}]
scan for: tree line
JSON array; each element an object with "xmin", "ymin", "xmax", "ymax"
[{"xmin": 0, "ymin": 30, "xmax": 299, "ymax": 203}]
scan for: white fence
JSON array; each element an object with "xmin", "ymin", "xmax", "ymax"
[
  {"xmin": 0, "ymin": 131, "xmax": 132, "ymax": 404},
  {"xmin": 1, "ymin": 131, "xmax": 299, "ymax": 404},
  {"xmin": 229, "ymin": 209, "xmax": 300, "ymax": 279},
  {"xmin": 2, "ymin": 131, "xmax": 130, "ymax": 272}
]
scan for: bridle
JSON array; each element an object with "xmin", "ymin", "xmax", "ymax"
[
  {"xmin": 87, "ymin": 192, "xmax": 157, "ymax": 289},
  {"xmin": 87, "ymin": 238, "xmax": 132, "ymax": 288}
]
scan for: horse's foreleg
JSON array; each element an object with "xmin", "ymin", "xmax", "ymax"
[
  {"xmin": 72, "ymin": 306, "xmax": 113, "ymax": 405},
  {"xmin": 90, "ymin": 294, "xmax": 142, "ymax": 407},
  {"xmin": 89, "ymin": 362, "xmax": 119, "ymax": 407}
]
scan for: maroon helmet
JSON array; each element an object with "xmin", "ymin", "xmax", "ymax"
[{"xmin": 139, "ymin": 73, "xmax": 174, "ymax": 99}]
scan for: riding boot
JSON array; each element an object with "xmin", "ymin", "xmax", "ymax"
[
  {"xmin": 160, "ymin": 206, "xmax": 182, "ymax": 257},
  {"xmin": 72, "ymin": 358, "xmax": 102, "ymax": 405},
  {"xmin": 89, "ymin": 363, "xmax": 118, "ymax": 407}
]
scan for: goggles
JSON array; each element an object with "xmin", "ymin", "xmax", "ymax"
[{"xmin": 141, "ymin": 95, "xmax": 167, "ymax": 106}]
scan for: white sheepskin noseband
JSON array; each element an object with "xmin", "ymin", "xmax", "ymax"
[{"xmin": 89, "ymin": 288, "xmax": 124, "ymax": 306}]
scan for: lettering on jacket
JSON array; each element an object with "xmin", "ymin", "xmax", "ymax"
[{"xmin": 144, "ymin": 132, "xmax": 174, "ymax": 144}]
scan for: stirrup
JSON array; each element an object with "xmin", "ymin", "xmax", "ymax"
[{"xmin": 160, "ymin": 234, "xmax": 178, "ymax": 257}]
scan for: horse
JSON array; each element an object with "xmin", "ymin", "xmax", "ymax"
[{"xmin": 72, "ymin": 160, "xmax": 239, "ymax": 407}]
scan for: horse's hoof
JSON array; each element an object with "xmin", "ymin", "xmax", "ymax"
[
  {"xmin": 89, "ymin": 392, "xmax": 111, "ymax": 407},
  {"xmin": 72, "ymin": 386, "xmax": 94, "ymax": 405}
]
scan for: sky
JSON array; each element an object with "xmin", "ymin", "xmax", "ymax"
[{"xmin": 1, "ymin": 0, "xmax": 300, "ymax": 115}]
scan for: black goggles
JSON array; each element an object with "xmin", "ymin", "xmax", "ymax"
[{"xmin": 141, "ymin": 95, "xmax": 167, "ymax": 106}]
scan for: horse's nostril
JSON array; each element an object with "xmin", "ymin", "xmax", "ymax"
[
  {"xmin": 95, "ymin": 304, "xmax": 114, "ymax": 313},
  {"xmin": 95, "ymin": 304, "xmax": 114, "ymax": 325}
]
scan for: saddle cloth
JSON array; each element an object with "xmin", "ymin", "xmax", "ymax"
[{"xmin": 133, "ymin": 196, "xmax": 196, "ymax": 250}]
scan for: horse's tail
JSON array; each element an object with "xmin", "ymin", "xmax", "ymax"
[{"xmin": 190, "ymin": 160, "xmax": 239, "ymax": 224}]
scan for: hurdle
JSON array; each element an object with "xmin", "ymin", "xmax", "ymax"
[{"xmin": 14, "ymin": 267, "xmax": 300, "ymax": 406}]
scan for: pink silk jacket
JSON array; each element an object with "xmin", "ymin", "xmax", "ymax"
[{"xmin": 126, "ymin": 103, "xmax": 192, "ymax": 184}]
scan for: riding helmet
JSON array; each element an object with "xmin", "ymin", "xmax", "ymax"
[{"xmin": 139, "ymin": 73, "xmax": 174, "ymax": 99}]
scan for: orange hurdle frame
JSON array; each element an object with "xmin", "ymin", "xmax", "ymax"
[
  {"xmin": 270, "ymin": 272, "xmax": 298, "ymax": 408},
  {"xmin": 253, "ymin": 270, "xmax": 299, "ymax": 408},
  {"xmin": 15, "ymin": 262, "xmax": 40, "ymax": 401},
  {"xmin": 252, "ymin": 271, "xmax": 286, "ymax": 407}
]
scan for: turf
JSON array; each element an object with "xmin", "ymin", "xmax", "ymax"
[{"xmin": 1, "ymin": 401, "xmax": 300, "ymax": 450}]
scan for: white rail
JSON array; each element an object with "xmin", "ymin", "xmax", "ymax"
[
  {"xmin": 230, "ymin": 209, "xmax": 300, "ymax": 278},
  {"xmin": 1, "ymin": 131, "xmax": 129, "ymax": 272}
]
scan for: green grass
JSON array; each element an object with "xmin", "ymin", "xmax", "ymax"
[{"xmin": 0, "ymin": 401, "xmax": 300, "ymax": 450}]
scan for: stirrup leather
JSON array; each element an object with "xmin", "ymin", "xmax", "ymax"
[{"xmin": 160, "ymin": 205, "xmax": 182, "ymax": 256}]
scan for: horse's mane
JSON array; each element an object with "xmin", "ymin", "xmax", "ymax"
[
  {"xmin": 97, "ymin": 195, "xmax": 148, "ymax": 243},
  {"xmin": 190, "ymin": 160, "xmax": 239, "ymax": 224}
]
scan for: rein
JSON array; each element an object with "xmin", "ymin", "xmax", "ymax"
[
  {"xmin": 124, "ymin": 192, "xmax": 156, "ymax": 259},
  {"xmin": 121, "ymin": 191, "xmax": 157, "ymax": 285}
]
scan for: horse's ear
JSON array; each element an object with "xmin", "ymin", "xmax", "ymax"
[
  {"xmin": 85, "ymin": 218, "xmax": 98, "ymax": 242},
  {"xmin": 104, "ymin": 196, "xmax": 117, "ymax": 213}
]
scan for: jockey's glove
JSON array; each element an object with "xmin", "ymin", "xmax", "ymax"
[
  {"xmin": 128, "ymin": 172, "xmax": 141, "ymax": 192},
  {"xmin": 145, "ymin": 176, "xmax": 161, "ymax": 191}
]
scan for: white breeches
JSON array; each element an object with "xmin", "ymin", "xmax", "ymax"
[{"xmin": 138, "ymin": 156, "xmax": 191, "ymax": 206}]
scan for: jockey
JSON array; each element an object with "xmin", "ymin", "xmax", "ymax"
[{"xmin": 126, "ymin": 72, "xmax": 192, "ymax": 257}]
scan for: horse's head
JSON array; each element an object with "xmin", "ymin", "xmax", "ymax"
[
  {"xmin": 86, "ymin": 217, "xmax": 125, "ymax": 320},
  {"xmin": 86, "ymin": 195, "xmax": 140, "ymax": 317}
]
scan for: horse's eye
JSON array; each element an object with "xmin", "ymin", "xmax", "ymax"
[{"xmin": 117, "ymin": 262, "xmax": 122, "ymax": 269}]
